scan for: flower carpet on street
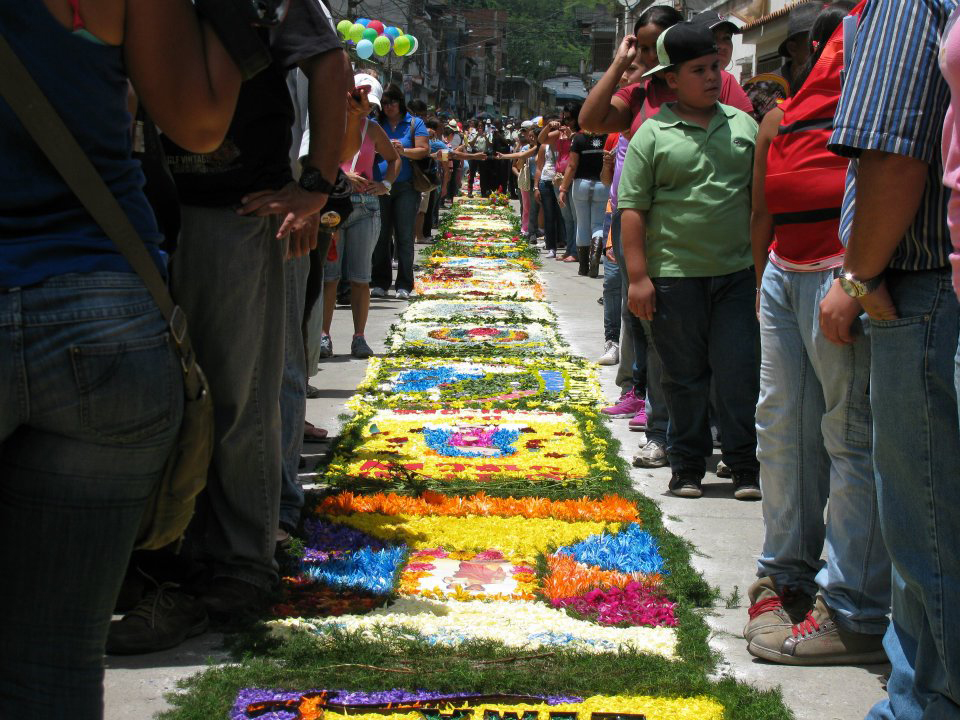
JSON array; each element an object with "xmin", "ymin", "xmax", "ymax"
[
  {"xmin": 165, "ymin": 198, "xmax": 791, "ymax": 720},
  {"xmin": 415, "ymin": 267, "xmax": 544, "ymax": 301},
  {"xmin": 388, "ymin": 321, "xmax": 563, "ymax": 356},
  {"xmin": 401, "ymin": 299, "xmax": 554, "ymax": 325},
  {"xmin": 349, "ymin": 357, "xmax": 603, "ymax": 409}
]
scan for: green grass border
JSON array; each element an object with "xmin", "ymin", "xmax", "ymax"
[{"xmin": 155, "ymin": 204, "xmax": 793, "ymax": 720}]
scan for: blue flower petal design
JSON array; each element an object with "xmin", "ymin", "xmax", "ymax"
[
  {"xmin": 554, "ymin": 523, "xmax": 667, "ymax": 576},
  {"xmin": 303, "ymin": 546, "xmax": 407, "ymax": 594},
  {"xmin": 393, "ymin": 366, "xmax": 484, "ymax": 393}
]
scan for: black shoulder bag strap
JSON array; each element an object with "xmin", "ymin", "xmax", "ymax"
[{"xmin": 0, "ymin": 31, "xmax": 204, "ymax": 400}]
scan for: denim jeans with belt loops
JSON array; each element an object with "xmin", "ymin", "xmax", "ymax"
[
  {"xmin": 866, "ymin": 268, "xmax": 960, "ymax": 719},
  {"xmin": 756, "ymin": 262, "xmax": 890, "ymax": 634},
  {"xmin": 0, "ymin": 272, "xmax": 183, "ymax": 718}
]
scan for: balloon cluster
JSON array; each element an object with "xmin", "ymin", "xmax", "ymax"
[{"xmin": 336, "ymin": 17, "xmax": 419, "ymax": 60}]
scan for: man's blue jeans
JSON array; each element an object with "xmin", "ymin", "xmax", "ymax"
[
  {"xmin": 867, "ymin": 268, "xmax": 960, "ymax": 719},
  {"xmin": 650, "ymin": 268, "xmax": 759, "ymax": 475},
  {"xmin": 171, "ymin": 206, "xmax": 285, "ymax": 591},
  {"xmin": 371, "ymin": 180, "xmax": 419, "ymax": 293},
  {"xmin": 279, "ymin": 255, "xmax": 310, "ymax": 530},
  {"xmin": 756, "ymin": 263, "xmax": 889, "ymax": 633},
  {"xmin": 0, "ymin": 272, "xmax": 182, "ymax": 718}
]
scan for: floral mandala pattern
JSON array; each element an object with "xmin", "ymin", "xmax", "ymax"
[{"xmin": 233, "ymin": 197, "xmax": 736, "ymax": 720}]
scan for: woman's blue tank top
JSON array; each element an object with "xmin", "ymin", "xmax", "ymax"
[{"xmin": 0, "ymin": 2, "xmax": 164, "ymax": 288}]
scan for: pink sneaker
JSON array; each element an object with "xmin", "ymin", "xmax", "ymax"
[
  {"xmin": 601, "ymin": 390, "xmax": 644, "ymax": 419},
  {"xmin": 628, "ymin": 404, "xmax": 648, "ymax": 431}
]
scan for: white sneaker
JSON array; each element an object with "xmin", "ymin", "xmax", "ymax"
[
  {"xmin": 546, "ymin": 249, "xmax": 556, "ymax": 258},
  {"xmin": 633, "ymin": 440, "xmax": 668, "ymax": 468},
  {"xmin": 370, "ymin": 287, "xmax": 387, "ymax": 298},
  {"xmin": 597, "ymin": 340, "xmax": 619, "ymax": 366},
  {"xmin": 396, "ymin": 289, "xmax": 411, "ymax": 300}
]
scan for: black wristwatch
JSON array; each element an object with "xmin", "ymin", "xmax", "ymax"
[{"xmin": 299, "ymin": 164, "xmax": 336, "ymax": 194}]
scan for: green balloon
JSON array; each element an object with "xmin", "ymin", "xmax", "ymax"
[
  {"xmin": 393, "ymin": 34, "xmax": 411, "ymax": 56},
  {"xmin": 362, "ymin": 27, "xmax": 378, "ymax": 42},
  {"xmin": 349, "ymin": 23, "xmax": 365, "ymax": 43},
  {"xmin": 336, "ymin": 19, "xmax": 353, "ymax": 39},
  {"xmin": 373, "ymin": 35, "xmax": 391, "ymax": 56}
]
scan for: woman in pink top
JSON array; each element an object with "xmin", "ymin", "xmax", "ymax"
[
  {"xmin": 580, "ymin": 6, "xmax": 752, "ymax": 136},
  {"xmin": 319, "ymin": 75, "xmax": 400, "ymax": 359},
  {"xmin": 537, "ymin": 105, "xmax": 580, "ymax": 261},
  {"xmin": 940, "ymin": 6, "xmax": 960, "ymax": 299}
]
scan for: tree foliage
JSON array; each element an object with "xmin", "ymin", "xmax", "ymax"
[{"xmin": 450, "ymin": 0, "xmax": 616, "ymax": 78}]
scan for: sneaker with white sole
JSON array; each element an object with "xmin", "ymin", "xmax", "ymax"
[
  {"xmin": 396, "ymin": 289, "xmax": 412, "ymax": 300},
  {"xmin": 747, "ymin": 596, "xmax": 887, "ymax": 666},
  {"xmin": 597, "ymin": 340, "xmax": 619, "ymax": 366},
  {"xmin": 318, "ymin": 333, "xmax": 333, "ymax": 358},
  {"xmin": 633, "ymin": 439, "xmax": 668, "ymax": 468},
  {"xmin": 732, "ymin": 468, "xmax": 762, "ymax": 500},
  {"xmin": 370, "ymin": 287, "xmax": 387, "ymax": 298},
  {"xmin": 716, "ymin": 460, "xmax": 732, "ymax": 478},
  {"xmin": 546, "ymin": 249, "xmax": 556, "ymax": 258},
  {"xmin": 743, "ymin": 576, "xmax": 814, "ymax": 642},
  {"xmin": 668, "ymin": 471, "xmax": 703, "ymax": 498},
  {"xmin": 601, "ymin": 388, "xmax": 644, "ymax": 418},
  {"xmin": 628, "ymin": 405, "xmax": 648, "ymax": 431}
]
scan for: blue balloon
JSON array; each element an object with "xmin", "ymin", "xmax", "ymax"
[
  {"xmin": 356, "ymin": 38, "xmax": 374, "ymax": 59},
  {"xmin": 385, "ymin": 26, "xmax": 401, "ymax": 39},
  {"xmin": 356, "ymin": 18, "xmax": 370, "ymax": 26}
]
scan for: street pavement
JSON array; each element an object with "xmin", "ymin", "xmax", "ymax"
[{"xmin": 104, "ymin": 214, "xmax": 889, "ymax": 719}]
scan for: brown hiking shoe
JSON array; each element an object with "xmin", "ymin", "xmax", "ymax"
[
  {"xmin": 747, "ymin": 595, "xmax": 888, "ymax": 665},
  {"xmin": 743, "ymin": 577, "xmax": 792, "ymax": 642},
  {"xmin": 743, "ymin": 577, "xmax": 813, "ymax": 642}
]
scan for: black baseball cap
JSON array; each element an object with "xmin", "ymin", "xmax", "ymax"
[
  {"xmin": 692, "ymin": 10, "xmax": 741, "ymax": 35},
  {"xmin": 643, "ymin": 21, "xmax": 719, "ymax": 78}
]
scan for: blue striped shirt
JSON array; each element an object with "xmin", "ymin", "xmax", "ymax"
[{"xmin": 829, "ymin": 0, "xmax": 957, "ymax": 271}]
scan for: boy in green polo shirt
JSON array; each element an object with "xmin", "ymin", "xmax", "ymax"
[{"xmin": 618, "ymin": 20, "xmax": 760, "ymax": 500}]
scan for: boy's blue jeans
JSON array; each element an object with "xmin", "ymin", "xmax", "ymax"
[
  {"xmin": 650, "ymin": 268, "xmax": 759, "ymax": 475},
  {"xmin": 756, "ymin": 262, "xmax": 889, "ymax": 634},
  {"xmin": 0, "ymin": 272, "xmax": 183, "ymax": 718},
  {"xmin": 867, "ymin": 268, "xmax": 960, "ymax": 719}
]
